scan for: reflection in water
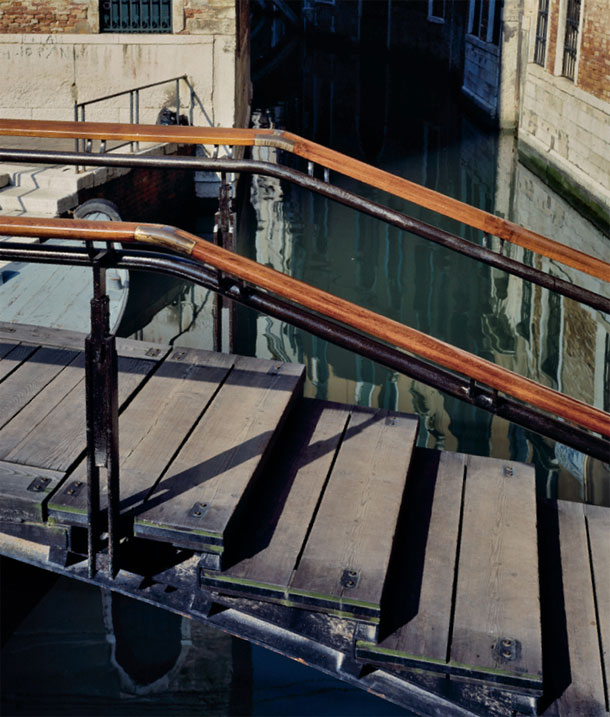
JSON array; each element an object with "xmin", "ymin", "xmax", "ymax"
[
  {"xmin": 137, "ymin": 36, "xmax": 608, "ymax": 505},
  {"xmin": 0, "ymin": 562, "xmax": 252, "ymax": 716}
]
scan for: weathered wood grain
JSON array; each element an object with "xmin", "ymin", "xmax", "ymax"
[
  {"xmin": 0, "ymin": 342, "xmax": 38, "ymax": 382},
  {"xmin": 202, "ymin": 400, "xmax": 351, "ymax": 598},
  {"xmin": 356, "ymin": 449, "xmax": 465, "ymax": 667},
  {"xmin": 0, "ymin": 352, "xmax": 86, "ymax": 461},
  {"xmin": 0, "ymin": 346, "xmax": 79, "ymax": 430},
  {"xmin": 49, "ymin": 347, "xmax": 235, "ymax": 523},
  {"xmin": 0, "ymin": 321, "xmax": 85, "ymax": 350},
  {"xmin": 288, "ymin": 410, "xmax": 418, "ymax": 620},
  {"xmin": 0, "ymin": 460, "xmax": 64, "ymax": 522},
  {"xmin": 3, "ymin": 354, "xmax": 157, "ymax": 472},
  {"xmin": 586, "ymin": 503, "xmax": 610, "ymax": 712},
  {"xmin": 134, "ymin": 356, "xmax": 304, "ymax": 554},
  {"xmin": 449, "ymin": 455, "xmax": 542, "ymax": 690}
]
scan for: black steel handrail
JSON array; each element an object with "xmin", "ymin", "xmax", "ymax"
[
  {"xmin": 1, "ymin": 147, "xmax": 608, "ymax": 315},
  {"xmin": 1, "ymin": 240, "xmax": 608, "ymax": 465}
]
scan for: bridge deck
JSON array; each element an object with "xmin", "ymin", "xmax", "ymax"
[{"xmin": 0, "ymin": 323, "xmax": 608, "ymax": 717}]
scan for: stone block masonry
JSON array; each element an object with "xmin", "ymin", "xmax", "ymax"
[{"xmin": 518, "ymin": 0, "xmax": 610, "ymax": 233}]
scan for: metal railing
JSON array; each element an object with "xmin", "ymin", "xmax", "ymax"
[
  {"xmin": 1, "ymin": 188, "xmax": 609, "ymax": 575},
  {"xmin": 1, "ymin": 216, "xmax": 609, "ymax": 454},
  {"xmin": 1, "ymin": 146, "xmax": 608, "ymax": 316},
  {"xmin": 1, "ymin": 119, "xmax": 607, "ymax": 283},
  {"xmin": 74, "ymin": 76, "xmax": 193, "ymax": 154}
]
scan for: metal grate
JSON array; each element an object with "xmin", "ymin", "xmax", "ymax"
[
  {"xmin": 562, "ymin": 0, "xmax": 581, "ymax": 80},
  {"xmin": 534, "ymin": 0, "xmax": 549, "ymax": 66},
  {"xmin": 100, "ymin": 0, "xmax": 172, "ymax": 33}
]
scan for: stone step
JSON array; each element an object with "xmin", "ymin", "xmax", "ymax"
[
  {"xmin": 0, "ymin": 185, "xmax": 78, "ymax": 216},
  {"xmin": 0, "ymin": 164, "xmax": 87, "ymax": 192}
]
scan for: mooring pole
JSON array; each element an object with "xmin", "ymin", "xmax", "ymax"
[{"xmin": 85, "ymin": 249, "xmax": 120, "ymax": 578}]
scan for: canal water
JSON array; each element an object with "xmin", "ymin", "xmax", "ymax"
[{"xmin": 3, "ymin": 17, "xmax": 609, "ymax": 717}]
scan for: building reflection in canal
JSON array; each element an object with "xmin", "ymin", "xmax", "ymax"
[{"xmin": 136, "ymin": 36, "xmax": 608, "ymax": 507}]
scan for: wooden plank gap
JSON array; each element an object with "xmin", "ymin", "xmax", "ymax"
[
  {"xmin": 290, "ymin": 409, "xmax": 353, "ymax": 574},
  {"xmin": 585, "ymin": 507, "xmax": 610, "ymax": 713},
  {"xmin": 136, "ymin": 355, "xmax": 238, "ymax": 507},
  {"xmin": 0, "ymin": 342, "xmax": 38, "ymax": 383},
  {"xmin": 113, "ymin": 344, "xmax": 171, "ymax": 419},
  {"xmin": 445, "ymin": 457, "xmax": 468, "ymax": 666},
  {"xmin": 0, "ymin": 345, "xmax": 80, "ymax": 432}
]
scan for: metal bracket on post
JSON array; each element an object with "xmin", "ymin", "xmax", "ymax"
[
  {"xmin": 85, "ymin": 249, "xmax": 120, "ymax": 579},
  {"xmin": 213, "ymin": 173, "xmax": 236, "ymax": 353}
]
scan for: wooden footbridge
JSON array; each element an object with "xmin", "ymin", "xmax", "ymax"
[{"xmin": 0, "ymin": 120, "xmax": 609, "ymax": 716}]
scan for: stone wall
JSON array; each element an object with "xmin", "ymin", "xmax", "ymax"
[
  {"xmin": 517, "ymin": 0, "xmax": 610, "ymax": 231},
  {"xmin": 0, "ymin": 0, "xmax": 249, "ymax": 129},
  {"xmin": 0, "ymin": 0, "xmax": 237, "ymax": 35}
]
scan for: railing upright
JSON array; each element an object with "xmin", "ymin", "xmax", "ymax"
[{"xmin": 85, "ymin": 249, "xmax": 120, "ymax": 578}]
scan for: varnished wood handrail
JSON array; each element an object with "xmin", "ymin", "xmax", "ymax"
[
  {"xmin": 1, "ymin": 215, "xmax": 608, "ymax": 438},
  {"xmin": 0, "ymin": 119, "xmax": 608, "ymax": 283}
]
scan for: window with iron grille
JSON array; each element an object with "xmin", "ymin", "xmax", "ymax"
[
  {"xmin": 469, "ymin": 0, "xmax": 502, "ymax": 45},
  {"xmin": 533, "ymin": 0, "xmax": 549, "ymax": 66},
  {"xmin": 100, "ymin": 0, "xmax": 172, "ymax": 32},
  {"xmin": 562, "ymin": 0, "xmax": 581, "ymax": 80}
]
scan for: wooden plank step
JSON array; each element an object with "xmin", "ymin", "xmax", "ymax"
[
  {"xmin": 0, "ymin": 519, "xmax": 70, "ymax": 551},
  {"xmin": 133, "ymin": 356, "xmax": 305, "ymax": 557},
  {"xmin": 538, "ymin": 499, "xmax": 608, "ymax": 716},
  {"xmin": 48, "ymin": 346, "xmax": 235, "ymax": 526},
  {"xmin": 356, "ymin": 450, "xmax": 542, "ymax": 693},
  {"xmin": 0, "ymin": 346, "xmax": 162, "ymax": 473},
  {"xmin": 202, "ymin": 401, "xmax": 352, "ymax": 598},
  {"xmin": 0, "ymin": 460, "xmax": 64, "ymax": 522},
  {"xmin": 202, "ymin": 399, "xmax": 418, "ymax": 623},
  {"xmin": 0, "ymin": 341, "xmax": 38, "ymax": 382},
  {"xmin": 356, "ymin": 449, "xmax": 464, "ymax": 665},
  {"xmin": 0, "ymin": 345, "xmax": 80, "ymax": 431},
  {"xmin": 0, "ymin": 321, "xmax": 87, "ymax": 351}
]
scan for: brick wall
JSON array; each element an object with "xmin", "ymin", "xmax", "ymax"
[
  {"xmin": 76, "ymin": 158, "xmax": 197, "ymax": 225},
  {"xmin": 578, "ymin": 0, "xmax": 610, "ymax": 102},
  {"xmin": 545, "ymin": 0, "xmax": 559, "ymax": 73},
  {"xmin": 0, "ymin": 0, "xmax": 90, "ymax": 33}
]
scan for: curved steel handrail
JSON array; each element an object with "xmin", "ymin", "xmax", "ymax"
[
  {"xmin": 1, "ymin": 215, "xmax": 609, "ymax": 440},
  {"xmin": 0, "ymin": 146, "xmax": 607, "ymax": 314},
  {"xmin": 0, "ymin": 118, "xmax": 608, "ymax": 282}
]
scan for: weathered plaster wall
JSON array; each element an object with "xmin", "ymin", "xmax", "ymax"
[{"xmin": 0, "ymin": 0, "xmax": 249, "ymax": 129}]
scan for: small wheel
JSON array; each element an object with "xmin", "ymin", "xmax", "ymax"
[{"xmin": 73, "ymin": 198, "xmax": 122, "ymax": 222}]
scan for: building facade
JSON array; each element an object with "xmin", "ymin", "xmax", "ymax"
[
  {"xmin": 0, "ymin": 0, "xmax": 250, "ymax": 128},
  {"xmin": 517, "ymin": 0, "xmax": 609, "ymax": 231}
]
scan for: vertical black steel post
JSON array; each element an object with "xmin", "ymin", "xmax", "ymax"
[
  {"xmin": 214, "ymin": 173, "xmax": 235, "ymax": 353},
  {"xmin": 86, "ymin": 250, "xmax": 120, "ymax": 578}
]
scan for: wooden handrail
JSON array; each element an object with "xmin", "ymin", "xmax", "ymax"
[
  {"xmin": 1, "ymin": 215, "xmax": 608, "ymax": 438},
  {"xmin": 0, "ymin": 119, "xmax": 608, "ymax": 283}
]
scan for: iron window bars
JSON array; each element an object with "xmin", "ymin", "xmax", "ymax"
[
  {"xmin": 100, "ymin": 0, "xmax": 172, "ymax": 33},
  {"xmin": 562, "ymin": 0, "xmax": 581, "ymax": 80},
  {"xmin": 534, "ymin": 0, "xmax": 549, "ymax": 67}
]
